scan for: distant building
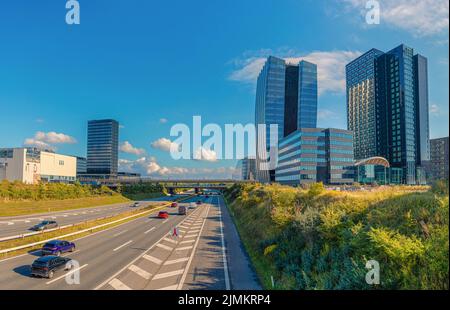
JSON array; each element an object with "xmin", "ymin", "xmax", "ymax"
[
  {"xmin": 255, "ymin": 56, "xmax": 318, "ymax": 183},
  {"xmin": 275, "ymin": 128, "xmax": 354, "ymax": 185},
  {"xmin": 240, "ymin": 157, "xmax": 256, "ymax": 180},
  {"xmin": 346, "ymin": 44, "xmax": 430, "ymax": 184},
  {"xmin": 75, "ymin": 156, "xmax": 87, "ymax": 176},
  {"xmin": 0, "ymin": 148, "xmax": 76, "ymax": 184},
  {"xmin": 426, "ymin": 137, "xmax": 449, "ymax": 181},
  {"xmin": 86, "ymin": 119, "xmax": 119, "ymax": 178}
]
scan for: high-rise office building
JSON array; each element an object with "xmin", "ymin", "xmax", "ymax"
[
  {"xmin": 86, "ymin": 119, "xmax": 119, "ymax": 177},
  {"xmin": 346, "ymin": 48, "xmax": 384, "ymax": 160},
  {"xmin": 255, "ymin": 56, "xmax": 318, "ymax": 183},
  {"xmin": 275, "ymin": 128, "xmax": 354, "ymax": 185},
  {"xmin": 346, "ymin": 44, "xmax": 430, "ymax": 184},
  {"xmin": 427, "ymin": 137, "xmax": 449, "ymax": 180}
]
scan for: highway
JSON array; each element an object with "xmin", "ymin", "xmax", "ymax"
[
  {"xmin": 0, "ymin": 194, "xmax": 261, "ymax": 290},
  {"xmin": 0, "ymin": 196, "xmax": 181, "ymax": 240}
]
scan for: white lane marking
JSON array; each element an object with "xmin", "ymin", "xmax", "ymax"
[
  {"xmin": 164, "ymin": 257, "xmax": 189, "ymax": 265},
  {"xmin": 7, "ymin": 222, "xmax": 14, "ymax": 226},
  {"xmin": 152, "ymin": 269, "xmax": 184, "ymax": 280},
  {"xmin": 46, "ymin": 264, "xmax": 88, "ymax": 285},
  {"xmin": 157, "ymin": 284, "xmax": 178, "ymax": 290},
  {"xmin": 156, "ymin": 243, "xmax": 172, "ymax": 251},
  {"xmin": 63, "ymin": 215, "xmax": 68, "ymax": 217},
  {"xmin": 163, "ymin": 237, "xmax": 178, "ymax": 244},
  {"xmin": 162, "ymin": 219, "xmax": 169, "ymax": 224},
  {"xmin": 113, "ymin": 240, "xmax": 133, "ymax": 252},
  {"xmin": 72, "ymin": 213, "xmax": 78, "ymax": 216},
  {"xmin": 113, "ymin": 230, "xmax": 128, "ymax": 237},
  {"xmin": 94, "ymin": 202, "xmax": 201, "ymax": 290},
  {"xmin": 144, "ymin": 219, "xmax": 153, "ymax": 223},
  {"xmin": 218, "ymin": 196, "xmax": 231, "ymax": 290},
  {"xmin": 128, "ymin": 264, "xmax": 151, "ymax": 280},
  {"xmin": 51, "ymin": 217, "xmax": 57, "ymax": 219},
  {"xmin": 184, "ymin": 234, "xmax": 198, "ymax": 239},
  {"xmin": 25, "ymin": 220, "xmax": 30, "ymax": 223},
  {"xmin": 179, "ymin": 230, "xmax": 186, "ymax": 233},
  {"xmin": 178, "ymin": 225, "xmax": 189, "ymax": 229},
  {"xmin": 180, "ymin": 239, "xmax": 195, "ymax": 244},
  {"xmin": 144, "ymin": 227, "xmax": 156, "ymax": 234},
  {"xmin": 176, "ymin": 246, "xmax": 193, "ymax": 251},
  {"xmin": 109, "ymin": 278, "xmax": 132, "ymax": 290},
  {"xmin": 189, "ymin": 229, "xmax": 201, "ymax": 234},
  {"xmin": 143, "ymin": 254, "xmax": 162, "ymax": 265},
  {"xmin": 176, "ymin": 205, "xmax": 210, "ymax": 290}
]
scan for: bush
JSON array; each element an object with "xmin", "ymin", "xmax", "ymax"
[{"xmin": 226, "ymin": 182, "xmax": 449, "ymax": 290}]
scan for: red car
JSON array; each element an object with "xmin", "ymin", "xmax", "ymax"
[
  {"xmin": 171, "ymin": 202, "xmax": 178, "ymax": 208},
  {"xmin": 158, "ymin": 211, "xmax": 169, "ymax": 219}
]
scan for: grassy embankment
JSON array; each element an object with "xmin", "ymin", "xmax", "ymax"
[
  {"xmin": 0, "ymin": 181, "xmax": 167, "ymax": 217},
  {"xmin": 224, "ymin": 181, "xmax": 449, "ymax": 290}
]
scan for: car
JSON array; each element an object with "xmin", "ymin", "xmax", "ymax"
[
  {"xmin": 178, "ymin": 205, "xmax": 187, "ymax": 215},
  {"xmin": 131, "ymin": 202, "xmax": 140, "ymax": 207},
  {"xmin": 30, "ymin": 256, "xmax": 73, "ymax": 279},
  {"xmin": 205, "ymin": 195, "xmax": 209, "ymax": 198},
  {"xmin": 196, "ymin": 200, "xmax": 202, "ymax": 205},
  {"xmin": 158, "ymin": 211, "xmax": 169, "ymax": 219},
  {"xmin": 41, "ymin": 240, "xmax": 75, "ymax": 256},
  {"xmin": 30, "ymin": 220, "xmax": 58, "ymax": 231},
  {"xmin": 171, "ymin": 202, "xmax": 178, "ymax": 208},
  {"xmin": 189, "ymin": 202, "xmax": 196, "ymax": 209}
]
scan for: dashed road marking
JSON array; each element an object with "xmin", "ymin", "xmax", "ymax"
[
  {"xmin": 113, "ymin": 240, "xmax": 133, "ymax": 252},
  {"xmin": 46, "ymin": 264, "xmax": 88, "ymax": 285},
  {"xmin": 157, "ymin": 284, "xmax": 178, "ymax": 290},
  {"xmin": 109, "ymin": 278, "xmax": 132, "ymax": 290},
  {"xmin": 144, "ymin": 227, "xmax": 156, "ymax": 234},
  {"xmin": 143, "ymin": 254, "xmax": 163, "ymax": 265},
  {"xmin": 113, "ymin": 230, "xmax": 128, "ymax": 237},
  {"xmin": 163, "ymin": 237, "xmax": 178, "ymax": 244},
  {"xmin": 176, "ymin": 246, "xmax": 193, "ymax": 251},
  {"xmin": 164, "ymin": 257, "xmax": 189, "ymax": 265},
  {"xmin": 180, "ymin": 239, "xmax": 195, "ymax": 244},
  {"xmin": 156, "ymin": 243, "xmax": 172, "ymax": 251},
  {"xmin": 128, "ymin": 264, "xmax": 151, "ymax": 280},
  {"xmin": 153, "ymin": 269, "xmax": 184, "ymax": 280}
]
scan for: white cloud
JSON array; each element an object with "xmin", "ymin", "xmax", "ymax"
[
  {"xmin": 118, "ymin": 157, "xmax": 234, "ymax": 179},
  {"xmin": 430, "ymin": 103, "xmax": 440, "ymax": 115},
  {"xmin": 151, "ymin": 138, "xmax": 179, "ymax": 152},
  {"xmin": 159, "ymin": 118, "xmax": 168, "ymax": 124},
  {"xmin": 342, "ymin": 0, "xmax": 449, "ymax": 37},
  {"xmin": 119, "ymin": 141, "xmax": 146, "ymax": 156},
  {"xmin": 194, "ymin": 147, "xmax": 218, "ymax": 162},
  {"xmin": 24, "ymin": 131, "xmax": 77, "ymax": 150},
  {"xmin": 318, "ymin": 109, "xmax": 339, "ymax": 120},
  {"xmin": 228, "ymin": 50, "xmax": 361, "ymax": 95}
]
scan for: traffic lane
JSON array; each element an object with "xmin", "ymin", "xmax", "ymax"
[
  {"xmin": 0, "ymin": 195, "xmax": 182, "ymax": 239},
  {"xmin": 0, "ymin": 196, "xmax": 200, "ymax": 289},
  {"xmin": 96, "ymin": 200, "xmax": 211, "ymax": 290},
  {"xmin": 182, "ymin": 196, "xmax": 227, "ymax": 290}
]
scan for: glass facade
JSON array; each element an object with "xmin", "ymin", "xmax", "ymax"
[
  {"xmin": 346, "ymin": 48, "xmax": 384, "ymax": 160},
  {"xmin": 275, "ymin": 128, "xmax": 354, "ymax": 185},
  {"xmin": 255, "ymin": 57, "xmax": 318, "ymax": 183},
  {"xmin": 375, "ymin": 45, "xmax": 420, "ymax": 185},
  {"xmin": 347, "ymin": 44, "xmax": 430, "ymax": 185},
  {"xmin": 86, "ymin": 119, "xmax": 119, "ymax": 176}
]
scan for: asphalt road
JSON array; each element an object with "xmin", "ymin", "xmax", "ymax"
[
  {"xmin": 0, "ymin": 195, "xmax": 183, "ymax": 240},
  {"xmin": 0, "ymin": 194, "xmax": 261, "ymax": 290}
]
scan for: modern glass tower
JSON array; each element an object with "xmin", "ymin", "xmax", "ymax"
[
  {"xmin": 346, "ymin": 48, "xmax": 384, "ymax": 160},
  {"xmin": 255, "ymin": 56, "xmax": 318, "ymax": 183},
  {"xmin": 86, "ymin": 119, "xmax": 119, "ymax": 177},
  {"xmin": 346, "ymin": 44, "xmax": 430, "ymax": 185}
]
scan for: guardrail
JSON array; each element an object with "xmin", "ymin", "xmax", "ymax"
[{"xmin": 0, "ymin": 195, "xmax": 193, "ymax": 255}]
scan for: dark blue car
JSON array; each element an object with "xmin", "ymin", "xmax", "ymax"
[{"xmin": 41, "ymin": 240, "xmax": 75, "ymax": 256}]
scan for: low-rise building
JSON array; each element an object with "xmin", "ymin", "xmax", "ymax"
[
  {"xmin": 0, "ymin": 148, "xmax": 76, "ymax": 184},
  {"xmin": 275, "ymin": 128, "xmax": 355, "ymax": 186}
]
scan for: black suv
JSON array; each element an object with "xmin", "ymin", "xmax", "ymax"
[{"xmin": 30, "ymin": 256, "xmax": 73, "ymax": 279}]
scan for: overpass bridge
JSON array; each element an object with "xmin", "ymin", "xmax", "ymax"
[{"xmin": 78, "ymin": 177, "xmax": 254, "ymax": 192}]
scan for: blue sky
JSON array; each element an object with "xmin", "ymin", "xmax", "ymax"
[{"xmin": 0, "ymin": 0, "xmax": 448, "ymax": 178}]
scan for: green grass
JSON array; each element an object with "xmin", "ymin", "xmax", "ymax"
[
  {"xmin": 0, "ymin": 195, "xmax": 130, "ymax": 217},
  {"xmin": 122, "ymin": 192, "xmax": 166, "ymax": 201}
]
